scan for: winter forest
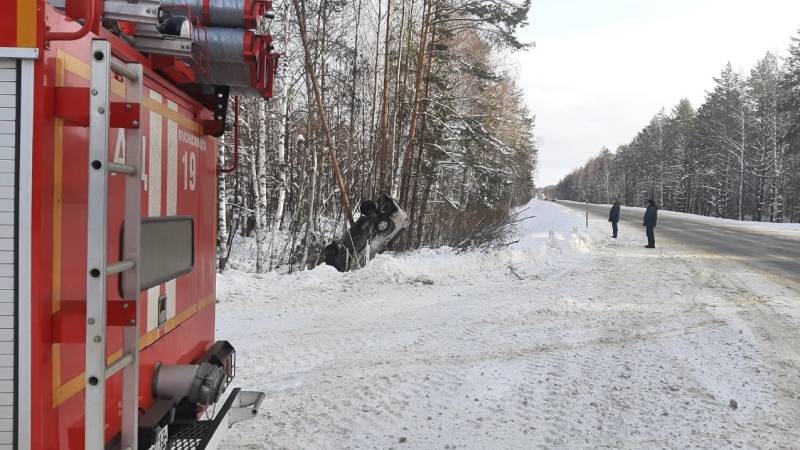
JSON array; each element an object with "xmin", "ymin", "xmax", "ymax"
[
  {"xmin": 217, "ymin": 0, "xmax": 537, "ymax": 272},
  {"xmin": 551, "ymin": 32, "xmax": 800, "ymax": 224}
]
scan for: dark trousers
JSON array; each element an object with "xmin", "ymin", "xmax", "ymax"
[
  {"xmin": 611, "ymin": 222, "xmax": 618, "ymax": 238},
  {"xmin": 646, "ymin": 226, "xmax": 655, "ymax": 247}
]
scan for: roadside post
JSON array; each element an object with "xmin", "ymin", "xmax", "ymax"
[{"xmin": 586, "ymin": 200, "xmax": 589, "ymax": 228}]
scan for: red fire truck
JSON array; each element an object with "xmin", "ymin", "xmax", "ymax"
[{"xmin": 0, "ymin": 1, "xmax": 278, "ymax": 448}]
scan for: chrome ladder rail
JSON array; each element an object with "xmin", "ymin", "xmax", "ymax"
[{"xmin": 85, "ymin": 39, "xmax": 144, "ymax": 450}]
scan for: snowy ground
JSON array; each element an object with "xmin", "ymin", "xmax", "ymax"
[{"xmin": 216, "ymin": 200, "xmax": 800, "ymax": 449}]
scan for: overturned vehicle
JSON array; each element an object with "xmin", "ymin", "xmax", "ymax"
[{"xmin": 324, "ymin": 195, "xmax": 409, "ymax": 272}]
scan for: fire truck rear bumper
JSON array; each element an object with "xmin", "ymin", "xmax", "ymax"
[{"xmin": 143, "ymin": 387, "xmax": 265, "ymax": 450}]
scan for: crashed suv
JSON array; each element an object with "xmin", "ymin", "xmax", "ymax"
[{"xmin": 323, "ymin": 195, "xmax": 408, "ymax": 272}]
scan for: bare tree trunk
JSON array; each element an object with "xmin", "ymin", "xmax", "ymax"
[
  {"xmin": 739, "ymin": 104, "xmax": 745, "ymax": 221},
  {"xmin": 348, "ymin": 0, "xmax": 363, "ymax": 165},
  {"xmin": 406, "ymin": 21, "xmax": 435, "ymax": 248},
  {"xmin": 217, "ymin": 134, "xmax": 228, "ymax": 272},
  {"xmin": 771, "ymin": 105, "xmax": 784, "ymax": 223},
  {"xmin": 248, "ymin": 147, "xmax": 263, "ymax": 270},
  {"xmin": 302, "ymin": 146, "xmax": 318, "ymax": 268},
  {"xmin": 254, "ymin": 102, "xmax": 269, "ymax": 272},
  {"xmin": 270, "ymin": 4, "xmax": 292, "ymax": 270},
  {"xmin": 376, "ymin": 0, "xmax": 393, "ymax": 192},
  {"xmin": 292, "ymin": 0, "xmax": 355, "ymax": 226},
  {"xmin": 366, "ymin": 0, "xmax": 384, "ymax": 195},
  {"xmin": 390, "ymin": 0, "xmax": 414, "ymax": 197},
  {"xmin": 398, "ymin": 0, "xmax": 431, "ymax": 207},
  {"xmin": 415, "ymin": 160, "xmax": 436, "ymax": 247}
]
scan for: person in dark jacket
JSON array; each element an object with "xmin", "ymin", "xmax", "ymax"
[
  {"xmin": 643, "ymin": 199, "xmax": 658, "ymax": 248},
  {"xmin": 608, "ymin": 200, "xmax": 621, "ymax": 238}
]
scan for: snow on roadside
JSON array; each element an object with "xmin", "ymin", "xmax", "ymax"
[{"xmin": 216, "ymin": 200, "xmax": 800, "ymax": 449}]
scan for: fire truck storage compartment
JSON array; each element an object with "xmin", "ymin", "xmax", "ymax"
[{"xmin": 0, "ymin": 58, "xmax": 19, "ymax": 450}]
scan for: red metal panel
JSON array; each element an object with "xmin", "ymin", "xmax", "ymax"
[
  {"xmin": 54, "ymin": 87, "xmax": 90, "ymax": 127},
  {"xmin": 109, "ymin": 102, "xmax": 141, "ymax": 129},
  {"xmin": 151, "ymin": 55, "xmax": 198, "ymax": 85},
  {"xmin": 107, "ymin": 301, "xmax": 137, "ymax": 326},
  {"xmin": 0, "ymin": 2, "xmax": 18, "ymax": 47},
  {"xmin": 52, "ymin": 302, "xmax": 87, "ymax": 343}
]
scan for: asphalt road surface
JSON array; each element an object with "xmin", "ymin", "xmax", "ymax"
[{"xmin": 558, "ymin": 201, "xmax": 800, "ymax": 285}]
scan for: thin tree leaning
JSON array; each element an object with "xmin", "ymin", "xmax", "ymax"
[{"xmin": 291, "ymin": 0, "xmax": 355, "ymax": 226}]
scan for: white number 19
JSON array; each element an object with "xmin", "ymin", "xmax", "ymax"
[{"xmin": 182, "ymin": 151, "xmax": 196, "ymax": 191}]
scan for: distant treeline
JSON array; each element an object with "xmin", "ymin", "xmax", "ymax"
[{"xmin": 549, "ymin": 30, "xmax": 800, "ymax": 223}]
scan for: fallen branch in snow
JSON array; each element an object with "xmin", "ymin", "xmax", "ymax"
[{"xmin": 507, "ymin": 263, "xmax": 525, "ymax": 280}]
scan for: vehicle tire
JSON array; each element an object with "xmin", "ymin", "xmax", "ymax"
[
  {"xmin": 378, "ymin": 199, "xmax": 396, "ymax": 215},
  {"xmin": 376, "ymin": 219, "xmax": 394, "ymax": 234},
  {"xmin": 360, "ymin": 200, "xmax": 377, "ymax": 216}
]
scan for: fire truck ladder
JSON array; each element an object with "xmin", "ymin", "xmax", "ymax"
[{"xmin": 85, "ymin": 40, "xmax": 145, "ymax": 450}]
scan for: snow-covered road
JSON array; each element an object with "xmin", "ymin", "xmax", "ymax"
[
  {"xmin": 217, "ymin": 200, "xmax": 800, "ymax": 449},
  {"xmin": 559, "ymin": 200, "xmax": 800, "ymax": 284}
]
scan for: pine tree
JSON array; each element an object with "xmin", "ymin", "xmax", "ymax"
[
  {"xmin": 781, "ymin": 28, "xmax": 800, "ymax": 151},
  {"xmin": 749, "ymin": 52, "xmax": 787, "ymax": 222},
  {"xmin": 662, "ymin": 99, "xmax": 695, "ymax": 212},
  {"xmin": 694, "ymin": 63, "xmax": 750, "ymax": 219}
]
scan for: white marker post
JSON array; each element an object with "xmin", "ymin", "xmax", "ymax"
[{"xmin": 585, "ymin": 200, "xmax": 589, "ymax": 229}]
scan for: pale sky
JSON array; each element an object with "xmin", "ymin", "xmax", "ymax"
[{"xmin": 512, "ymin": 0, "xmax": 800, "ymax": 186}]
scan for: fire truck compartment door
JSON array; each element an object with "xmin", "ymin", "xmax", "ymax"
[
  {"xmin": 138, "ymin": 216, "xmax": 194, "ymax": 291},
  {"xmin": 0, "ymin": 51, "xmax": 35, "ymax": 450}
]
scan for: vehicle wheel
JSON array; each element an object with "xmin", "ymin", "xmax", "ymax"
[
  {"xmin": 360, "ymin": 200, "xmax": 377, "ymax": 216},
  {"xmin": 378, "ymin": 200, "xmax": 396, "ymax": 215},
  {"xmin": 376, "ymin": 219, "xmax": 394, "ymax": 234}
]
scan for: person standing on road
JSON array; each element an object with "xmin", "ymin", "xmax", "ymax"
[
  {"xmin": 608, "ymin": 200, "xmax": 621, "ymax": 238},
  {"xmin": 643, "ymin": 199, "xmax": 658, "ymax": 248}
]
